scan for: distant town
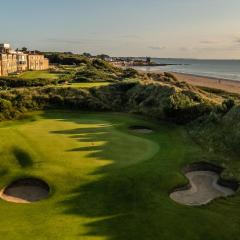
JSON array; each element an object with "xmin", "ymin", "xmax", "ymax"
[
  {"xmin": 103, "ymin": 56, "xmax": 180, "ymax": 68},
  {"xmin": 0, "ymin": 43, "xmax": 49, "ymax": 76}
]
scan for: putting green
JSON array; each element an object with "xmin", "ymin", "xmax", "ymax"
[{"xmin": 0, "ymin": 111, "xmax": 239, "ymax": 240}]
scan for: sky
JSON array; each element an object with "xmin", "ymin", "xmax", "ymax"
[{"xmin": 1, "ymin": 0, "xmax": 240, "ymax": 59}]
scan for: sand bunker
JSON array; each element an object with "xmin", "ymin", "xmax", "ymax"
[
  {"xmin": 0, "ymin": 178, "xmax": 50, "ymax": 204},
  {"xmin": 170, "ymin": 171, "xmax": 235, "ymax": 206},
  {"xmin": 129, "ymin": 126, "xmax": 153, "ymax": 134}
]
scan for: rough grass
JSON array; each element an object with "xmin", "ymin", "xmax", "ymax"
[{"xmin": 0, "ymin": 111, "xmax": 239, "ymax": 240}]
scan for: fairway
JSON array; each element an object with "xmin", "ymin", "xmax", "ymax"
[
  {"xmin": 18, "ymin": 71, "xmax": 60, "ymax": 80},
  {"xmin": 0, "ymin": 111, "xmax": 239, "ymax": 240},
  {"xmin": 59, "ymin": 82, "xmax": 111, "ymax": 88}
]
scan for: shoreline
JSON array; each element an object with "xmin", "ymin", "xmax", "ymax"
[
  {"xmin": 172, "ymin": 72, "xmax": 240, "ymax": 94},
  {"xmin": 135, "ymin": 68, "xmax": 240, "ymax": 94}
]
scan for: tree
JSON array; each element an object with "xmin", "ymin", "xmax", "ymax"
[
  {"xmin": 96, "ymin": 54, "xmax": 110, "ymax": 60},
  {"xmin": 22, "ymin": 47, "xmax": 28, "ymax": 52},
  {"xmin": 83, "ymin": 52, "xmax": 92, "ymax": 57}
]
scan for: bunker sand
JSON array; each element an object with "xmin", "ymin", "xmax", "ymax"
[
  {"xmin": 170, "ymin": 171, "xmax": 235, "ymax": 206},
  {"xmin": 129, "ymin": 126, "xmax": 153, "ymax": 134},
  {"xmin": 0, "ymin": 178, "xmax": 50, "ymax": 204}
]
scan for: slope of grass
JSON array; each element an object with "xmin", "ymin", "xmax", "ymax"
[{"xmin": 0, "ymin": 111, "xmax": 239, "ymax": 240}]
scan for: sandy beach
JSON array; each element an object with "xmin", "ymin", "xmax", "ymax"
[
  {"xmin": 172, "ymin": 72, "xmax": 240, "ymax": 94},
  {"xmin": 134, "ymin": 67, "xmax": 240, "ymax": 94}
]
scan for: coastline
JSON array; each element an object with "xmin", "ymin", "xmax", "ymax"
[
  {"xmin": 135, "ymin": 67, "xmax": 240, "ymax": 94},
  {"xmin": 172, "ymin": 72, "xmax": 240, "ymax": 94}
]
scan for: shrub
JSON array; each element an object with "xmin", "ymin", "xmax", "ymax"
[
  {"xmin": 45, "ymin": 53, "xmax": 91, "ymax": 65},
  {"xmin": 122, "ymin": 68, "xmax": 139, "ymax": 79},
  {"xmin": 163, "ymin": 93, "xmax": 213, "ymax": 123},
  {"xmin": 222, "ymin": 98, "xmax": 235, "ymax": 112},
  {"xmin": 164, "ymin": 72, "xmax": 178, "ymax": 81},
  {"xmin": 0, "ymin": 98, "xmax": 16, "ymax": 119},
  {"xmin": 0, "ymin": 77, "xmax": 58, "ymax": 88}
]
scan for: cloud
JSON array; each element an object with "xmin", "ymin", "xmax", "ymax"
[
  {"xmin": 194, "ymin": 45, "xmax": 240, "ymax": 52},
  {"xmin": 149, "ymin": 46, "xmax": 166, "ymax": 50},
  {"xmin": 121, "ymin": 35, "xmax": 142, "ymax": 39},
  {"xmin": 199, "ymin": 36, "xmax": 240, "ymax": 50},
  {"xmin": 200, "ymin": 40, "xmax": 218, "ymax": 44},
  {"xmin": 44, "ymin": 38, "xmax": 87, "ymax": 45},
  {"xmin": 179, "ymin": 47, "xmax": 191, "ymax": 51},
  {"xmin": 234, "ymin": 38, "xmax": 240, "ymax": 43}
]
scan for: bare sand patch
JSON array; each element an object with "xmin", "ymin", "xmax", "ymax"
[
  {"xmin": 129, "ymin": 126, "xmax": 153, "ymax": 134},
  {"xmin": 170, "ymin": 171, "xmax": 236, "ymax": 206},
  {"xmin": 0, "ymin": 178, "xmax": 50, "ymax": 204}
]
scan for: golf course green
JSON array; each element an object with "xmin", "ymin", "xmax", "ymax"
[{"xmin": 0, "ymin": 111, "xmax": 239, "ymax": 240}]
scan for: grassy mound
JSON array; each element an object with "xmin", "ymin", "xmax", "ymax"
[
  {"xmin": 189, "ymin": 104, "xmax": 240, "ymax": 179},
  {"xmin": 0, "ymin": 79, "xmax": 218, "ymax": 123}
]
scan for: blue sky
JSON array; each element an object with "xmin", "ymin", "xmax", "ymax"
[{"xmin": 1, "ymin": 0, "xmax": 240, "ymax": 58}]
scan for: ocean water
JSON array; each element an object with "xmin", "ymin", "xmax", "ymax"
[{"xmin": 134, "ymin": 58, "xmax": 240, "ymax": 82}]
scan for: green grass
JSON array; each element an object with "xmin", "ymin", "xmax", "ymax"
[
  {"xmin": 59, "ymin": 82, "xmax": 111, "ymax": 88},
  {"xmin": 17, "ymin": 71, "xmax": 60, "ymax": 80},
  {"xmin": 0, "ymin": 111, "xmax": 239, "ymax": 240}
]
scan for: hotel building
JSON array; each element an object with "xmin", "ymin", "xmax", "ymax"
[{"xmin": 0, "ymin": 43, "xmax": 49, "ymax": 76}]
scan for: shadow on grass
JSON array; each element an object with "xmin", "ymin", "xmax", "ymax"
[
  {"xmin": 43, "ymin": 111, "xmax": 230, "ymax": 240},
  {"xmin": 0, "ymin": 168, "xmax": 8, "ymax": 178},
  {"xmin": 45, "ymin": 112, "xmax": 184, "ymax": 240},
  {"xmin": 12, "ymin": 147, "xmax": 34, "ymax": 168},
  {"xmin": 62, "ymin": 163, "xmax": 172, "ymax": 240}
]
